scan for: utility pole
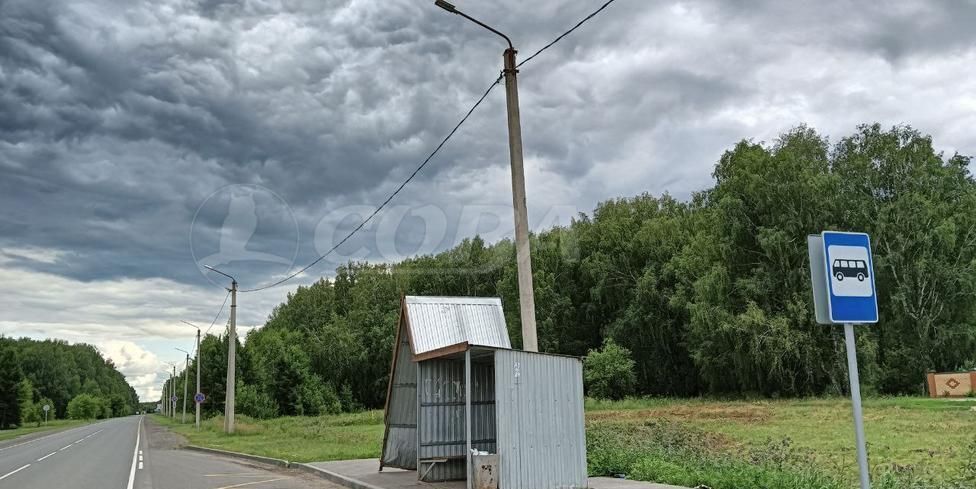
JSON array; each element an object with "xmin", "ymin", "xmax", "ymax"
[
  {"xmin": 176, "ymin": 348, "xmax": 190, "ymax": 424},
  {"xmin": 182, "ymin": 321, "xmax": 203, "ymax": 429},
  {"xmin": 502, "ymin": 47, "xmax": 537, "ymax": 352},
  {"xmin": 434, "ymin": 0, "xmax": 537, "ymax": 351},
  {"xmin": 171, "ymin": 365, "xmax": 176, "ymax": 418},
  {"xmin": 205, "ymin": 265, "xmax": 238, "ymax": 434},
  {"xmin": 196, "ymin": 327, "xmax": 201, "ymax": 428}
]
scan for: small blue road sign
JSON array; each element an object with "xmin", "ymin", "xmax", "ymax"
[
  {"xmin": 821, "ymin": 231, "xmax": 878, "ymax": 324},
  {"xmin": 194, "ymin": 392, "xmax": 205, "ymax": 404},
  {"xmin": 170, "ymin": 395, "xmax": 178, "ymax": 402}
]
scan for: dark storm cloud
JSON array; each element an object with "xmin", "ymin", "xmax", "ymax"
[{"xmin": 1, "ymin": 0, "xmax": 974, "ymax": 292}]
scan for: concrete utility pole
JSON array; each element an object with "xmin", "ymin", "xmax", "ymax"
[
  {"xmin": 435, "ymin": 0, "xmax": 538, "ymax": 351},
  {"xmin": 176, "ymin": 348, "xmax": 190, "ymax": 424},
  {"xmin": 160, "ymin": 369, "xmax": 172, "ymax": 416},
  {"xmin": 205, "ymin": 265, "xmax": 238, "ymax": 434},
  {"xmin": 171, "ymin": 364, "xmax": 176, "ymax": 418},
  {"xmin": 183, "ymin": 321, "xmax": 202, "ymax": 430}
]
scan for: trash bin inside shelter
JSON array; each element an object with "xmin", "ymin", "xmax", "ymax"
[{"xmin": 472, "ymin": 454, "xmax": 499, "ymax": 489}]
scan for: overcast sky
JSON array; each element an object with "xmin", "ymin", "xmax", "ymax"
[{"xmin": 1, "ymin": 0, "xmax": 974, "ymax": 401}]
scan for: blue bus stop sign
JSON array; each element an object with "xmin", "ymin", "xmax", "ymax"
[
  {"xmin": 821, "ymin": 231, "xmax": 878, "ymax": 324},
  {"xmin": 194, "ymin": 392, "xmax": 205, "ymax": 404}
]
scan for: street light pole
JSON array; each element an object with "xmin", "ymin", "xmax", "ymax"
[
  {"xmin": 176, "ymin": 348, "xmax": 190, "ymax": 424},
  {"xmin": 435, "ymin": 0, "xmax": 537, "ymax": 351},
  {"xmin": 205, "ymin": 265, "xmax": 238, "ymax": 434},
  {"xmin": 182, "ymin": 321, "xmax": 202, "ymax": 430},
  {"xmin": 170, "ymin": 364, "xmax": 176, "ymax": 418}
]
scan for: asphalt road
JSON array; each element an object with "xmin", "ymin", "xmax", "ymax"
[{"xmin": 0, "ymin": 416, "xmax": 338, "ymax": 489}]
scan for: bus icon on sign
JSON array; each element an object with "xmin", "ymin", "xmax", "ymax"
[
  {"xmin": 826, "ymin": 244, "xmax": 873, "ymax": 298},
  {"xmin": 832, "ymin": 259, "xmax": 868, "ymax": 282}
]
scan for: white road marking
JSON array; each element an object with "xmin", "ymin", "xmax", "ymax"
[
  {"xmin": 138, "ymin": 461, "xmax": 143, "ymax": 470},
  {"xmin": 37, "ymin": 452, "xmax": 57, "ymax": 461},
  {"xmin": 204, "ymin": 473, "xmax": 267, "ymax": 477},
  {"xmin": 0, "ymin": 422, "xmax": 105, "ymax": 453},
  {"xmin": 58, "ymin": 443, "xmax": 74, "ymax": 451},
  {"xmin": 0, "ymin": 464, "xmax": 31, "ymax": 481},
  {"xmin": 126, "ymin": 416, "xmax": 143, "ymax": 489},
  {"xmin": 215, "ymin": 478, "xmax": 285, "ymax": 489}
]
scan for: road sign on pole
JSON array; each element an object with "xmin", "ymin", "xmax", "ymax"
[
  {"xmin": 171, "ymin": 395, "xmax": 178, "ymax": 402},
  {"xmin": 821, "ymin": 231, "xmax": 878, "ymax": 324},
  {"xmin": 42, "ymin": 404, "xmax": 50, "ymax": 424},
  {"xmin": 194, "ymin": 393, "xmax": 205, "ymax": 404},
  {"xmin": 808, "ymin": 230, "xmax": 876, "ymax": 489}
]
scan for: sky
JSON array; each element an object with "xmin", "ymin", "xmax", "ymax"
[{"xmin": 1, "ymin": 0, "xmax": 974, "ymax": 402}]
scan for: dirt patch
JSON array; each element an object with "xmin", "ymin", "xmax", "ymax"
[
  {"xmin": 588, "ymin": 403, "xmax": 773, "ymax": 424},
  {"xmin": 143, "ymin": 417, "xmax": 188, "ymax": 450}
]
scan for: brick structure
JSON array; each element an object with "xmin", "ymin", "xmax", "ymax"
[{"xmin": 927, "ymin": 371, "xmax": 976, "ymax": 398}]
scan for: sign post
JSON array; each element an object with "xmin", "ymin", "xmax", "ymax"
[
  {"xmin": 809, "ymin": 231, "xmax": 878, "ymax": 489},
  {"xmin": 42, "ymin": 404, "xmax": 50, "ymax": 424},
  {"xmin": 194, "ymin": 393, "xmax": 205, "ymax": 404}
]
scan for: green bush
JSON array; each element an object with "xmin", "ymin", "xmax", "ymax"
[
  {"xmin": 67, "ymin": 393, "xmax": 105, "ymax": 420},
  {"xmin": 17, "ymin": 379, "xmax": 41, "ymax": 426},
  {"xmin": 237, "ymin": 383, "xmax": 278, "ymax": 419},
  {"xmin": 584, "ymin": 340, "xmax": 637, "ymax": 400}
]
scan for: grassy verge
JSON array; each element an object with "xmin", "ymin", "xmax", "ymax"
[
  {"xmin": 151, "ymin": 411, "xmax": 383, "ymax": 463},
  {"xmin": 586, "ymin": 397, "xmax": 976, "ymax": 486},
  {"xmin": 0, "ymin": 419, "xmax": 90, "ymax": 442},
  {"xmin": 153, "ymin": 397, "xmax": 976, "ymax": 488}
]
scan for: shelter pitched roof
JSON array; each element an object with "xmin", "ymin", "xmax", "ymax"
[{"xmin": 403, "ymin": 296, "xmax": 510, "ymax": 360}]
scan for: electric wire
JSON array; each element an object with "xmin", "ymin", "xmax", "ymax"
[
  {"xmin": 240, "ymin": 75, "xmax": 503, "ymax": 292},
  {"xmin": 204, "ymin": 289, "xmax": 231, "ymax": 336},
  {"xmin": 516, "ymin": 0, "xmax": 616, "ymax": 68},
  {"xmin": 239, "ymin": 0, "xmax": 618, "ymax": 293}
]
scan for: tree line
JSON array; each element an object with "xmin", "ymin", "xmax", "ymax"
[
  {"xmin": 0, "ymin": 337, "xmax": 139, "ymax": 428},
  {"xmin": 162, "ymin": 124, "xmax": 976, "ymax": 417}
]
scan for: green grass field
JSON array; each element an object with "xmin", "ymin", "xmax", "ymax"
[
  {"xmin": 154, "ymin": 397, "xmax": 976, "ymax": 488},
  {"xmin": 152, "ymin": 410, "xmax": 383, "ymax": 463},
  {"xmin": 0, "ymin": 419, "xmax": 90, "ymax": 442}
]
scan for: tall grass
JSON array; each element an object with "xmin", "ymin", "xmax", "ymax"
[{"xmin": 588, "ymin": 419, "xmax": 976, "ymax": 489}]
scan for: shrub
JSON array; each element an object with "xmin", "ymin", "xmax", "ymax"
[
  {"xmin": 237, "ymin": 384, "xmax": 278, "ymax": 419},
  {"xmin": 584, "ymin": 339, "xmax": 637, "ymax": 400},
  {"xmin": 18, "ymin": 379, "xmax": 41, "ymax": 426},
  {"xmin": 67, "ymin": 393, "xmax": 104, "ymax": 420}
]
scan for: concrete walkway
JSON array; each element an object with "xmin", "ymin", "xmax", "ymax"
[{"xmin": 299, "ymin": 459, "xmax": 687, "ymax": 489}]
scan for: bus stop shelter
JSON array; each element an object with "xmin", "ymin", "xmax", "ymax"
[{"xmin": 381, "ymin": 296, "xmax": 587, "ymax": 489}]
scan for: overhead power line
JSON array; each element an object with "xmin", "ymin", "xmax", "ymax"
[
  {"xmin": 240, "ymin": 0, "xmax": 618, "ymax": 293},
  {"xmin": 517, "ymin": 0, "xmax": 616, "ymax": 68},
  {"xmin": 241, "ymin": 75, "xmax": 503, "ymax": 293},
  {"xmin": 204, "ymin": 289, "xmax": 231, "ymax": 335}
]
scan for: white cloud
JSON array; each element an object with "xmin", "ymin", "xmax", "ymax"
[{"xmin": 0, "ymin": 255, "xmax": 298, "ymax": 401}]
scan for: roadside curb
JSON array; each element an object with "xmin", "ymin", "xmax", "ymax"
[
  {"xmin": 293, "ymin": 463, "xmax": 386, "ymax": 489},
  {"xmin": 183, "ymin": 445, "xmax": 291, "ymax": 469}
]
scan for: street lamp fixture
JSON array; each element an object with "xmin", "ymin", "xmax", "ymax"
[
  {"xmin": 435, "ymin": 0, "xmax": 513, "ymax": 49},
  {"xmin": 202, "ymin": 265, "xmax": 238, "ymax": 434},
  {"xmin": 433, "ymin": 1, "xmax": 537, "ymax": 352}
]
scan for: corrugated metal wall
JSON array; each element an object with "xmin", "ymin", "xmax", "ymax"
[
  {"xmin": 417, "ymin": 358, "xmax": 496, "ymax": 481},
  {"xmin": 494, "ymin": 350, "xmax": 587, "ymax": 489},
  {"xmin": 381, "ymin": 326, "xmax": 417, "ymax": 469}
]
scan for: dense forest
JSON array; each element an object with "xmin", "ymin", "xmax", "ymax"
[
  {"xmin": 0, "ymin": 337, "xmax": 139, "ymax": 428},
  {"xmin": 163, "ymin": 124, "xmax": 976, "ymax": 418}
]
